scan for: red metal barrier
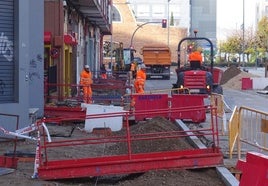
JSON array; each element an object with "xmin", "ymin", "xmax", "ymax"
[
  {"xmin": 170, "ymin": 94, "xmax": 207, "ymax": 123},
  {"xmin": 212, "ymin": 67, "xmax": 223, "ymax": 85},
  {"xmin": 236, "ymin": 152, "xmax": 268, "ymax": 186},
  {"xmin": 132, "ymin": 94, "xmax": 169, "ymax": 121},
  {"xmin": 0, "ymin": 113, "xmax": 20, "ymax": 169},
  {"xmin": 44, "ymin": 79, "xmax": 130, "ymax": 119},
  {"xmin": 241, "ymin": 78, "xmax": 252, "ymax": 90},
  {"xmin": 44, "ymin": 107, "xmax": 85, "ymax": 121},
  {"xmin": 36, "ymin": 106, "xmax": 223, "ymax": 180},
  {"xmin": 0, "ymin": 156, "xmax": 18, "ymax": 168}
]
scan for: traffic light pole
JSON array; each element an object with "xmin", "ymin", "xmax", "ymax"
[
  {"xmin": 129, "ymin": 21, "xmax": 161, "ymax": 48},
  {"xmin": 168, "ymin": 0, "xmax": 171, "ymax": 46}
]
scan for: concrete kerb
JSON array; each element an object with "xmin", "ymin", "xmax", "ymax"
[{"xmin": 175, "ymin": 119, "xmax": 239, "ymax": 186}]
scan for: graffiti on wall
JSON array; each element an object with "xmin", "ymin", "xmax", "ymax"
[
  {"xmin": 29, "ymin": 54, "xmax": 42, "ymax": 81},
  {"xmin": 0, "ymin": 32, "xmax": 13, "ymax": 62}
]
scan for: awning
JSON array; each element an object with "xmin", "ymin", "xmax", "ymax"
[
  {"xmin": 64, "ymin": 34, "xmax": 77, "ymax": 45},
  {"xmin": 71, "ymin": 0, "xmax": 112, "ymax": 35},
  {"xmin": 44, "ymin": 31, "xmax": 52, "ymax": 44}
]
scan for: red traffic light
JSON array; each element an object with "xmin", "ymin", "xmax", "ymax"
[
  {"xmin": 187, "ymin": 45, "xmax": 193, "ymax": 53},
  {"xmin": 162, "ymin": 19, "xmax": 167, "ymax": 28}
]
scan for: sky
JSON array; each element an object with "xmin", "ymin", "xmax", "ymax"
[{"xmin": 217, "ymin": 0, "xmax": 256, "ymax": 40}]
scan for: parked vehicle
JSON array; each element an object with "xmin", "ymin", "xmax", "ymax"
[
  {"xmin": 141, "ymin": 45, "xmax": 171, "ymax": 80},
  {"xmin": 113, "ymin": 43, "xmax": 135, "ymax": 79}
]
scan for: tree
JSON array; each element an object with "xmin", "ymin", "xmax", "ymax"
[
  {"xmin": 218, "ymin": 27, "xmax": 259, "ymax": 66},
  {"xmin": 256, "ymin": 16, "xmax": 268, "ymax": 50}
]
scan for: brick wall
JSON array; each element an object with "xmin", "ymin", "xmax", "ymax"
[{"xmin": 104, "ymin": 0, "xmax": 187, "ymax": 63}]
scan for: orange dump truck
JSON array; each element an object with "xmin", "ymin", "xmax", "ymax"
[{"xmin": 141, "ymin": 45, "xmax": 171, "ymax": 79}]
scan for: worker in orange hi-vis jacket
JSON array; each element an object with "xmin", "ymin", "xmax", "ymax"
[
  {"xmin": 134, "ymin": 64, "xmax": 147, "ymax": 93},
  {"xmin": 100, "ymin": 64, "xmax": 107, "ymax": 79},
  {"xmin": 79, "ymin": 65, "xmax": 93, "ymax": 103},
  {"xmin": 188, "ymin": 47, "xmax": 203, "ymax": 63}
]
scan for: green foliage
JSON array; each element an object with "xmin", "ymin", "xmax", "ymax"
[
  {"xmin": 217, "ymin": 16, "xmax": 268, "ymax": 66},
  {"xmin": 256, "ymin": 16, "xmax": 268, "ymax": 51}
]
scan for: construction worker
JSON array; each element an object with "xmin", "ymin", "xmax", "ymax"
[
  {"xmin": 134, "ymin": 64, "xmax": 147, "ymax": 93},
  {"xmin": 100, "ymin": 64, "xmax": 107, "ymax": 79},
  {"xmin": 79, "ymin": 65, "xmax": 93, "ymax": 103},
  {"xmin": 188, "ymin": 47, "xmax": 203, "ymax": 63}
]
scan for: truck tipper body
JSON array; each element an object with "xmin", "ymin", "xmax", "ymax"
[{"xmin": 141, "ymin": 45, "xmax": 171, "ymax": 79}]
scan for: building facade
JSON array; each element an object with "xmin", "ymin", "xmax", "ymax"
[
  {"xmin": 190, "ymin": 0, "xmax": 217, "ymax": 48},
  {"xmin": 44, "ymin": 0, "xmax": 112, "ymax": 91},
  {"xmin": 0, "ymin": 0, "xmax": 112, "ymax": 131},
  {"xmin": 105, "ymin": 0, "xmax": 188, "ymax": 63},
  {"xmin": 128, "ymin": 0, "xmax": 190, "ymax": 30},
  {"xmin": 106, "ymin": 0, "xmax": 216, "ymax": 64},
  {"xmin": 256, "ymin": 0, "xmax": 268, "ymax": 24},
  {"xmin": 0, "ymin": 0, "xmax": 44, "ymax": 131}
]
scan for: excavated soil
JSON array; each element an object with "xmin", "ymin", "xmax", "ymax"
[
  {"xmin": 0, "ymin": 117, "xmax": 225, "ymax": 186},
  {"xmin": 221, "ymin": 65, "xmax": 260, "ymax": 90},
  {"xmin": 220, "ymin": 65, "xmax": 242, "ymax": 85}
]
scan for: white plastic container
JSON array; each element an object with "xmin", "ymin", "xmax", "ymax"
[{"xmin": 82, "ymin": 104, "xmax": 123, "ymax": 132}]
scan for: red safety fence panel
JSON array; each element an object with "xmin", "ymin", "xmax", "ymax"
[
  {"xmin": 132, "ymin": 94, "xmax": 169, "ymax": 121},
  {"xmin": 170, "ymin": 94, "xmax": 207, "ymax": 123},
  {"xmin": 236, "ymin": 152, "xmax": 268, "ymax": 186},
  {"xmin": 241, "ymin": 78, "xmax": 253, "ymax": 90},
  {"xmin": 0, "ymin": 156, "xmax": 18, "ymax": 168}
]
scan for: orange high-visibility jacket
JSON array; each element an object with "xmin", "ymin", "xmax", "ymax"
[
  {"xmin": 188, "ymin": 51, "xmax": 202, "ymax": 63},
  {"xmin": 79, "ymin": 70, "xmax": 92, "ymax": 86},
  {"xmin": 136, "ymin": 69, "xmax": 146, "ymax": 81}
]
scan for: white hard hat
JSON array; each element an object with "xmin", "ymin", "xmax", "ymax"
[{"xmin": 84, "ymin": 65, "xmax": 90, "ymax": 69}]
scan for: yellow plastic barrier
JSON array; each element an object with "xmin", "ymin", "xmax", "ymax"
[
  {"xmin": 228, "ymin": 106, "xmax": 268, "ymax": 159},
  {"xmin": 210, "ymin": 93, "xmax": 227, "ymax": 135}
]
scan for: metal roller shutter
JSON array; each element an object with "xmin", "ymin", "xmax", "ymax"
[{"xmin": 0, "ymin": 0, "xmax": 14, "ymax": 103}]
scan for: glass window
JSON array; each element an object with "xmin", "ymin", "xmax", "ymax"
[
  {"xmin": 136, "ymin": 5, "xmax": 150, "ymax": 17},
  {"xmin": 112, "ymin": 6, "xmax": 121, "ymax": 22},
  {"xmin": 152, "ymin": 5, "xmax": 164, "ymax": 18}
]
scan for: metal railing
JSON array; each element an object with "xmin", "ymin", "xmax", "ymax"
[
  {"xmin": 229, "ymin": 106, "xmax": 268, "ymax": 159},
  {"xmin": 210, "ymin": 93, "xmax": 227, "ymax": 135},
  {"xmin": 44, "ymin": 78, "xmax": 132, "ymax": 107},
  {"xmin": 36, "ymin": 105, "xmax": 222, "ymax": 180}
]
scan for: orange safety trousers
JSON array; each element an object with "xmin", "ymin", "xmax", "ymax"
[
  {"xmin": 80, "ymin": 70, "xmax": 93, "ymax": 103},
  {"xmin": 134, "ymin": 70, "xmax": 146, "ymax": 93},
  {"xmin": 82, "ymin": 85, "xmax": 92, "ymax": 104},
  {"xmin": 134, "ymin": 79, "xmax": 145, "ymax": 93},
  {"xmin": 101, "ymin": 73, "xmax": 107, "ymax": 79}
]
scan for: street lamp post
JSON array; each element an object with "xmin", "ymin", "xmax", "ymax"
[
  {"xmin": 129, "ymin": 21, "xmax": 161, "ymax": 48},
  {"xmin": 242, "ymin": 0, "xmax": 245, "ymax": 67},
  {"xmin": 167, "ymin": 0, "xmax": 171, "ymax": 46}
]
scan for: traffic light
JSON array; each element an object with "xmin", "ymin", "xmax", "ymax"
[
  {"xmin": 162, "ymin": 19, "xmax": 167, "ymax": 28},
  {"xmin": 187, "ymin": 45, "xmax": 193, "ymax": 53}
]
